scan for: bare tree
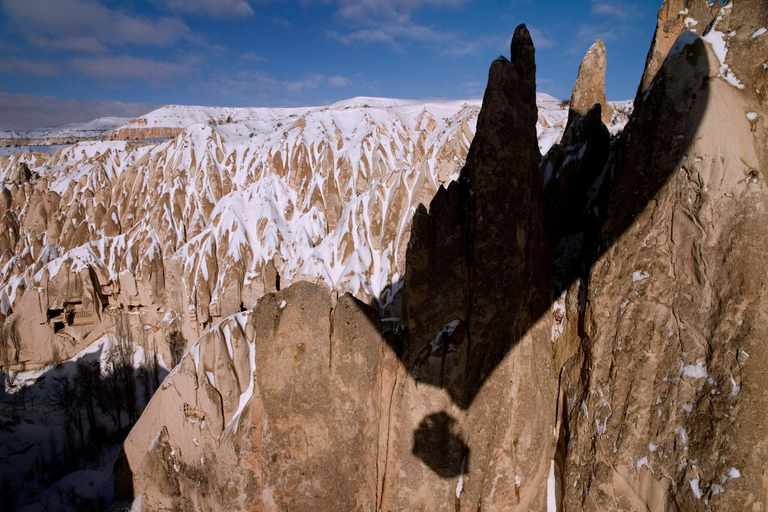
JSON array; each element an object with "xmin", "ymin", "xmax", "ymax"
[
  {"xmin": 47, "ymin": 376, "xmax": 84, "ymax": 447},
  {"xmin": 37, "ymin": 409, "xmax": 50, "ymax": 428},
  {"xmin": 17, "ymin": 383, "xmax": 31, "ymax": 410},
  {"xmin": 138, "ymin": 331, "xmax": 160, "ymax": 407},
  {"xmin": 74, "ymin": 361, "xmax": 100, "ymax": 440},
  {"xmin": 96, "ymin": 370, "xmax": 123, "ymax": 432},
  {"xmin": 57, "ymin": 485, "xmax": 106, "ymax": 512},
  {"xmin": 62, "ymin": 419, "xmax": 77, "ymax": 471},
  {"xmin": 110, "ymin": 312, "xmax": 137, "ymax": 426},
  {"xmin": 168, "ymin": 329, "xmax": 186, "ymax": 369},
  {"xmin": 0, "ymin": 320, "xmax": 21, "ymax": 387}
]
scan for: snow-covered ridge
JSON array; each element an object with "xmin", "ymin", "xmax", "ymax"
[
  {"xmin": 0, "ymin": 96, "xmax": 629, "ymax": 362},
  {"xmin": 120, "ymin": 97, "xmax": 486, "ymax": 130},
  {"xmin": 0, "ymin": 117, "xmax": 132, "ymax": 143}
]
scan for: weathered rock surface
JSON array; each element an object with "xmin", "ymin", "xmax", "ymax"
[
  {"xmin": 0, "ymin": 100, "xmax": 487, "ymax": 372},
  {"xmin": 123, "ymin": 26, "xmax": 559, "ymax": 511},
  {"xmin": 0, "ymin": 95, "xmax": 587, "ymax": 376},
  {"xmin": 638, "ymin": 0, "xmax": 721, "ymax": 94},
  {"xmin": 395, "ymin": 25, "xmax": 558, "ymax": 510},
  {"xmin": 108, "ymin": 127, "xmax": 185, "ymax": 141},
  {"xmin": 567, "ymin": 40, "xmax": 612, "ymax": 127},
  {"xmin": 8, "ymin": 0, "xmax": 768, "ymax": 510},
  {"xmin": 124, "ymin": 281, "xmax": 389, "ymax": 511},
  {"xmin": 558, "ymin": 3, "xmax": 768, "ymax": 510},
  {"xmin": 124, "ymin": 2, "xmax": 768, "ymax": 509}
]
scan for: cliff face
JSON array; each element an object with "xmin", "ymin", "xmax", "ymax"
[
  {"xmin": 125, "ymin": 1, "xmax": 768, "ymax": 510},
  {"xmin": 107, "ymin": 127, "xmax": 184, "ymax": 141},
  {"xmin": 567, "ymin": 39, "xmax": 612, "ymax": 127},
  {"xmin": 560, "ymin": 2, "xmax": 768, "ymax": 509},
  {"xmin": 124, "ymin": 26, "xmax": 559, "ymax": 511},
  {"xmin": 124, "ymin": 282, "xmax": 388, "ymax": 511}
]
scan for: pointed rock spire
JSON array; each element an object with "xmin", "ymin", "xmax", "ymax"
[
  {"xmin": 637, "ymin": 0, "xmax": 720, "ymax": 94},
  {"xmin": 510, "ymin": 24, "xmax": 536, "ymax": 86},
  {"xmin": 567, "ymin": 39, "xmax": 611, "ymax": 128}
]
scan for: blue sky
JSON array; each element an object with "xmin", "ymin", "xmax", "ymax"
[{"xmin": 0, "ymin": 0, "xmax": 663, "ymax": 130}]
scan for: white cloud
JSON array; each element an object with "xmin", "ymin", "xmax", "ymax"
[
  {"xmin": 0, "ymin": 57, "xmax": 61, "ymax": 77},
  {"xmin": 328, "ymin": 75, "xmax": 351, "ymax": 87},
  {"xmin": 211, "ymin": 44, "xmax": 228, "ymax": 55},
  {"xmin": 325, "ymin": 0, "xmax": 467, "ymax": 53},
  {"xmin": 196, "ymin": 70, "xmax": 280, "ymax": 104},
  {"xmin": 439, "ymin": 42, "xmax": 481, "ymax": 57},
  {"xmin": 528, "ymin": 27, "xmax": 557, "ymax": 49},
  {"xmin": 285, "ymin": 73, "xmax": 325, "ymax": 94},
  {"xmin": 70, "ymin": 55, "xmax": 193, "ymax": 84},
  {"xmin": 199, "ymin": 71, "xmax": 354, "ymax": 103},
  {"xmin": 575, "ymin": 22, "xmax": 639, "ymax": 47},
  {"xmin": 462, "ymin": 80, "xmax": 484, "ymax": 97},
  {"xmin": 242, "ymin": 52, "xmax": 266, "ymax": 63},
  {"xmin": 270, "ymin": 18, "xmax": 293, "ymax": 28},
  {"xmin": 0, "ymin": 90, "xmax": 155, "ymax": 130},
  {"xmin": 25, "ymin": 34, "xmax": 107, "ymax": 54},
  {"xmin": 0, "ymin": 0, "xmax": 193, "ymax": 52},
  {"xmin": 333, "ymin": 0, "xmax": 465, "ymax": 21},
  {"xmin": 590, "ymin": 1, "xmax": 639, "ymax": 21},
  {"xmin": 330, "ymin": 28, "xmax": 397, "ymax": 47},
  {"xmin": 330, "ymin": 20, "xmax": 458, "ymax": 52},
  {"xmin": 161, "ymin": 0, "xmax": 254, "ymax": 18}
]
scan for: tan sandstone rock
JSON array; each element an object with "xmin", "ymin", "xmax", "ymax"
[{"xmin": 567, "ymin": 40, "xmax": 612, "ymax": 127}]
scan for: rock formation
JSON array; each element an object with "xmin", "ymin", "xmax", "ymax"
[
  {"xmin": 567, "ymin": 40, "xmax": 612, "ymax": 127},
  {"xmin": 638, "ymin": 0, "xmax": 721, "ymax": 94},
  {"xmin": 0, "ymin": 100, "xmax": 485, "ymax": 374},
  {"xmin": 0, "ymin": 117, "xmax": 131, "ymax": 148},
  {"xmin": 121, "ymin": 25, "xmax": 561, "ymax": 511},
  {"xmin": 0, "ymin": 95, "xmax": 586, "ymax": 377},
  {"xmin": 124, "ymin": 281, "xmax": 388, "ymax": 511},
  {"xmin": 124, "ymin": 0, "xmax": 768, "ymax": 509},
  {"xmin": 559, "ymin": 2, "xmax": 768, "ymax": 509},
  {"xmin": 5, "ymin": 0, "xmax": 767, "ymax": 510}
]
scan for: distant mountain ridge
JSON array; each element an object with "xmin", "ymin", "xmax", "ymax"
[
  {"xmin": 0, "ymin": 117, "xmax": 132, "ymax": 145},
  {"xmin": 1, "ymin": 95, "xmax": 632, "ymax": 148}
]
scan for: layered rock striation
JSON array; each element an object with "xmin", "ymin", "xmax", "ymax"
[{"xmin": 125, "ymin": 0, "xmax": 768, "ymax": 509}]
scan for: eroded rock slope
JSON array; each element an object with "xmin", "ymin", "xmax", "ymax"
[
  {"xmin": 125, "ymin": 1, "xmax": 768, "ymax": 510},
  {"xmin": 0, "ymin": 96, "xmax": 589, "ymax": 374}
]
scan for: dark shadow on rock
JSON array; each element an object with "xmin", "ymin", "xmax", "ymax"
[
  {"xmin": 370, "ymin": 28, "xmax": 712, "ymax": 477},
  {"xmin": 411, "ymin": 412, "xmax": 469, "ymax": 479}
]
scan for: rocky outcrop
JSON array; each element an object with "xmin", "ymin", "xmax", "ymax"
[
  {"xmin": 123, "ymin": 3, "xmax": 768, "ymax": 509},
  {"xmin": 125, "ymin": 25, "xmax": 562, "ymax": 512},
  {"xmin": 638, "ymin": 0, "xmax": 721, "ymax": 93},
  {"xmin": 8, "ymin": 161, "xmax": 38, "ymax": 183},
  {"xmin": 543, "ymin": 103, "xmax": 611, "ymax": 250},
  {"xmin": 394, "ymin": 25, "xmax": 559, "ymax": 510},
  {"xmin": 557, "ymin": 2, "xmax": 768, "ymax": 509},
  {"xmin": 0, "ymin": 95, "xmax": 581, "ymax": 376},
  {"xmin": 0, "ymin": 117, "xmax": 130, "ymax": 147},
  {"xmin": 567, "ymin": 40, "xmax": 612, "ymax": 127},
  {"xmin": 124, "ymin": 282, "xmax": 389, "ymax": 511},
  {"xmin": 107, "ymin": 127, "xmax": 184, "ymax": 141},
  {"xmin": 0, "ymin": 100, "xmax": 488, "ymax": 372},
  {"xmin": 10, "ymin": 1, "xmax": 768, "ymax": 510}
]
